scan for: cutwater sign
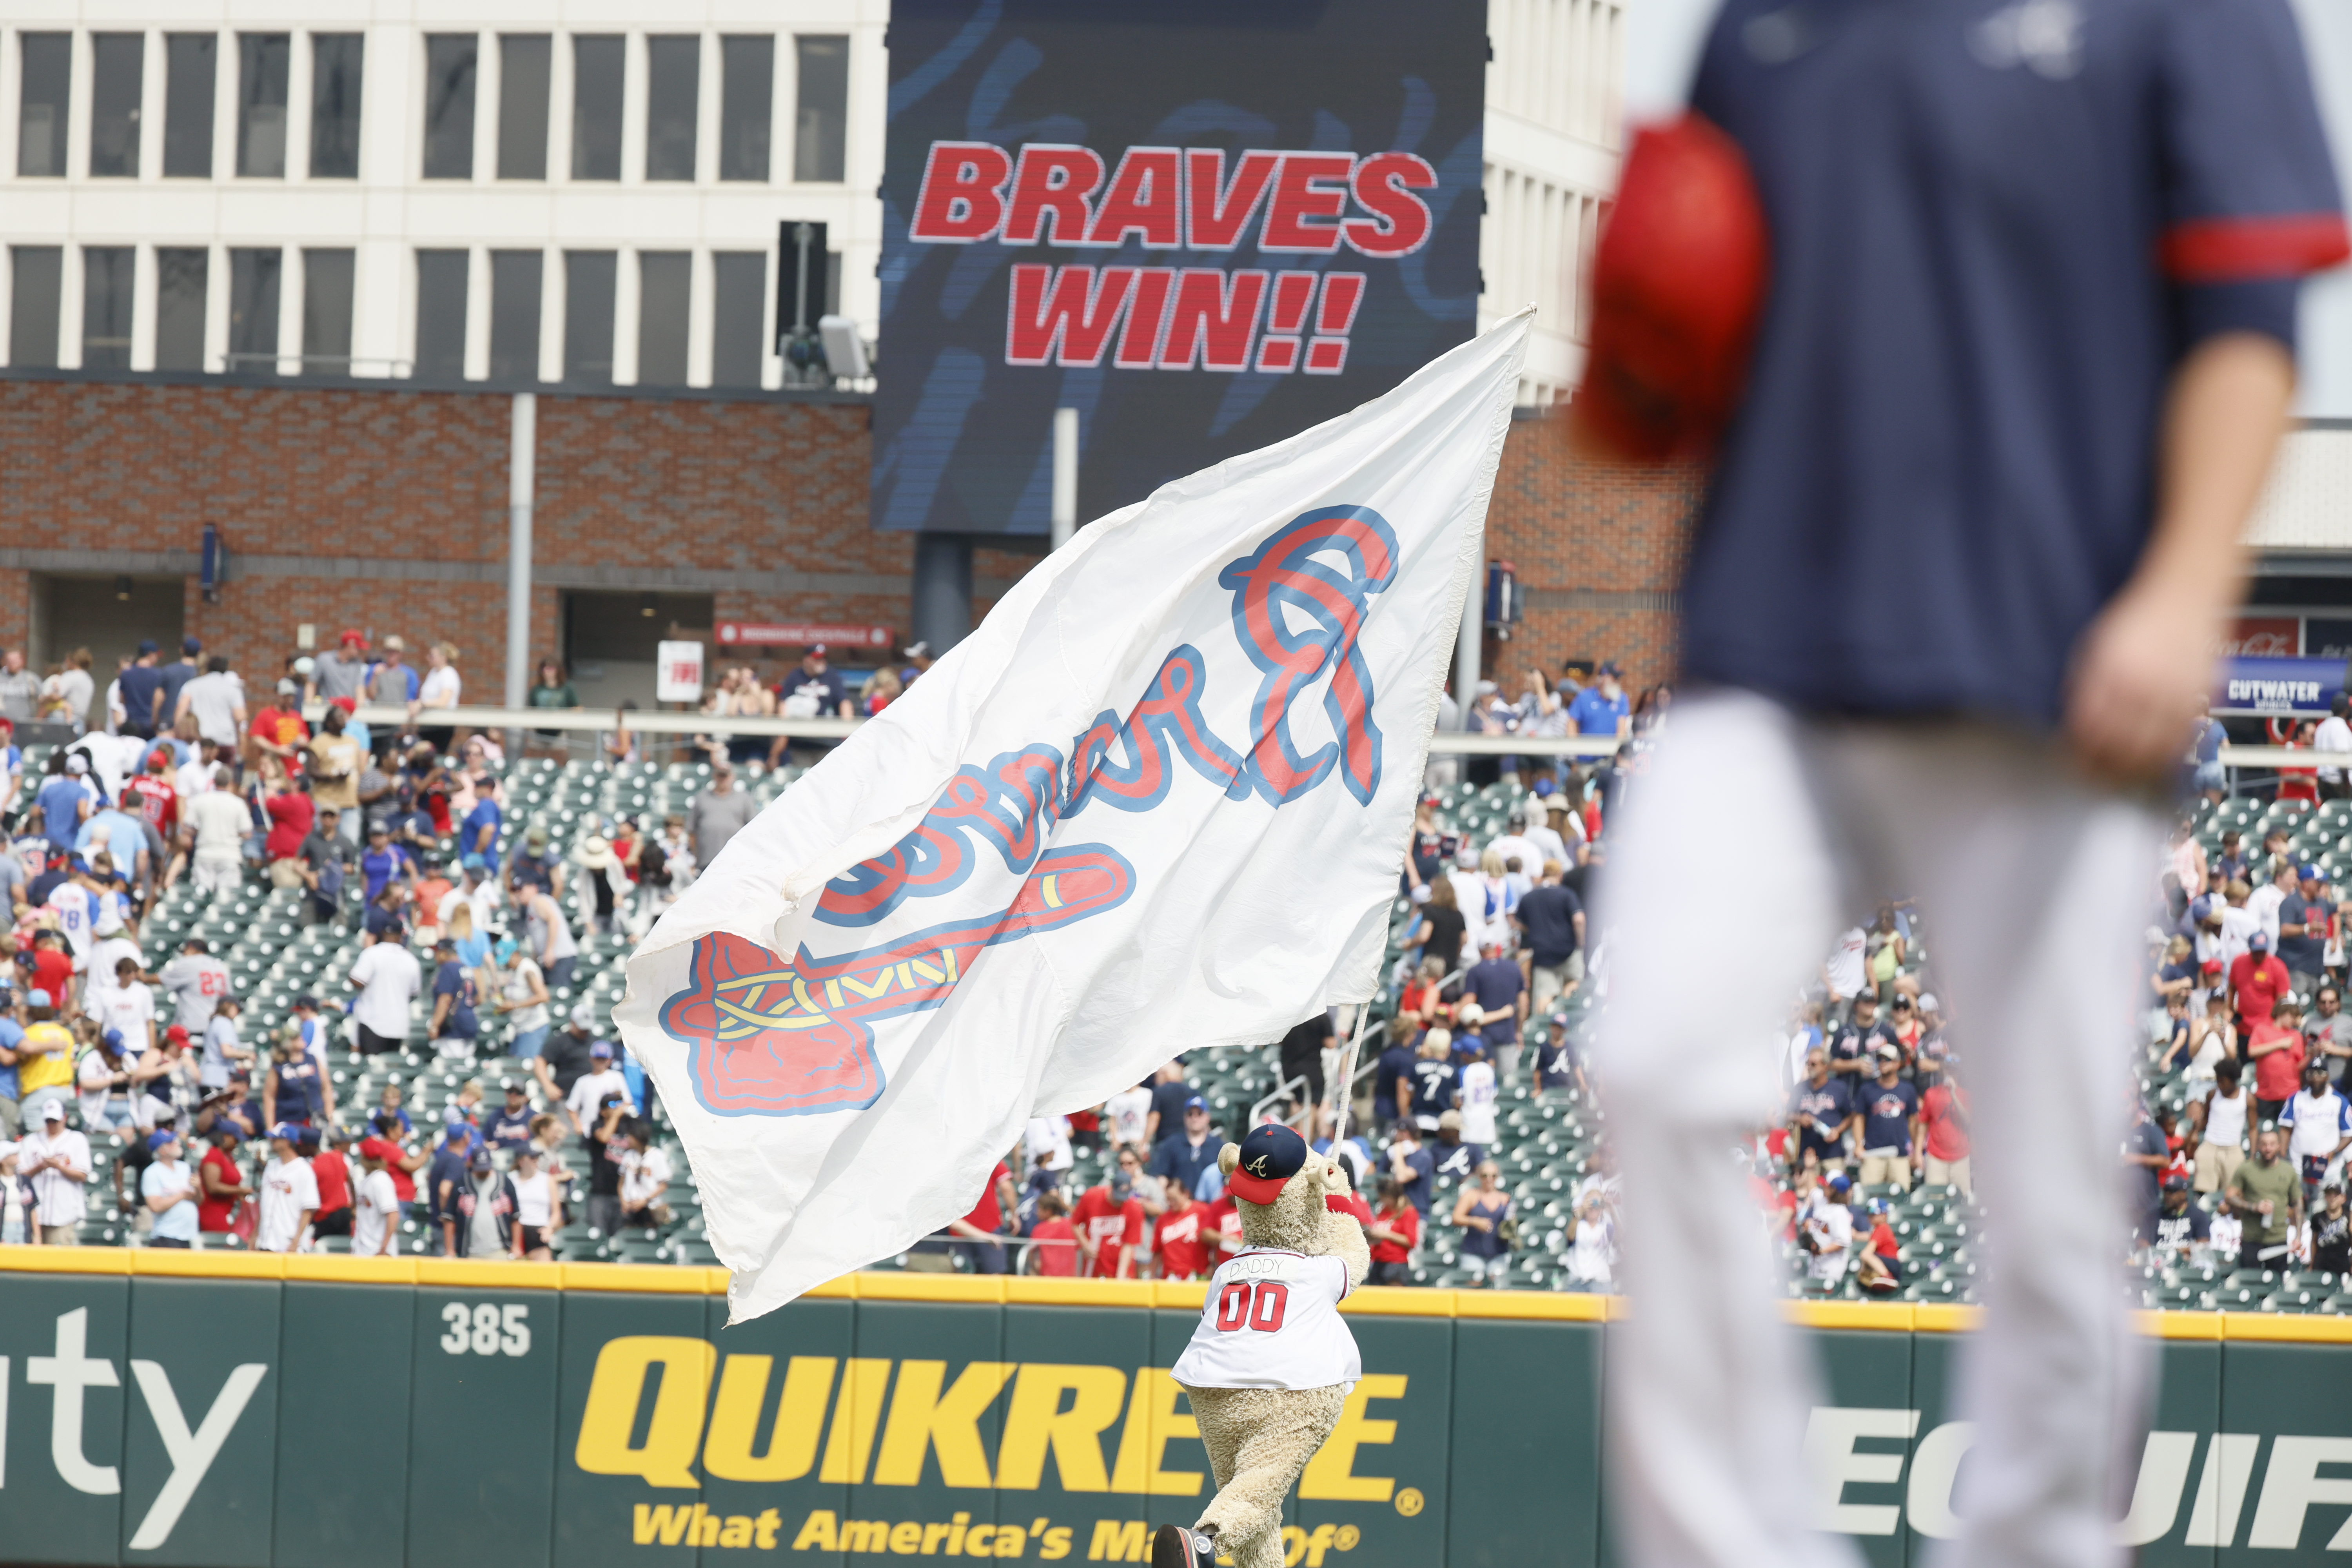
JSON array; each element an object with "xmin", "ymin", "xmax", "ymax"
[{"xmin": 2217, "ymin": 656, "xmax": 2345, "ymax": 714}]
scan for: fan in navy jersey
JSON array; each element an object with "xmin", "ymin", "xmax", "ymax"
[{"xmin": 1584, "ymin": 0, "xmax": 2346, "ymax": 1560}]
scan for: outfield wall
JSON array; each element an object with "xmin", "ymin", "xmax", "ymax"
[{"xmin": 0, "ymin": 1254, "xmax": 2347, "ymax": 1568}]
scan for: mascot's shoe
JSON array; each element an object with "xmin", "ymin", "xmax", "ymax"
[{"xmin": 1151, "ymin": 1525, "xmax": 1218, "ymax": 1568}]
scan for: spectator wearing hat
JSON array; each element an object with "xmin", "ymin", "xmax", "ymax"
[
  {"xmin": 248, "ymin": 681, "xmax": 310, "ymax": 786},
  {"xmin": 1855, "ymin": 1044, "xmax": 1921, "ymax": 1190},
  {"xmin": 2150, "ymin": 1176, "xmax": 2210, "ymax": 1262},
  {"xmin": 307, "ymin": 630, "xmax": 371, "ymax": 705},
  {"xmin": 1800, "ymin": 1172, "xmax": 1857, "ymax": 1287},
  {"xmin": 2249, "ymin": 992, "xmax": 2310, "ymax": 1127},
  {"xmin": 564, "ymin": 1035, "xmax": 633, "ymax": 1140},
  {"xmin": 254, "ymin": 1125, "xmax": 319, "ymax": 1252},
  {"xmin": 1430, "ymin": 1109, "xmax": 1476, "ymax": 1181},
  {"xmin": 2281, "ymin": 1058, "xmax": 2351, "ymax": 1209},
  {"xmin": 1147, "ymin": 1094, "xmax": 1220, "ymax": 1199},
  {"xmin": 506, "ymin": 822, "xmax": 565, "ymax": 902},
  {"xmin": 425, "ymin": 1128, "xmax": 474, "ymax": 1252},
  {"xmin": 769, "ymin": 644, "xmax": 855, "ymax": 765},
  {"xmin": 583, "ymin": 1091, "xmax": 631, "ymax": 1234},
  {"xmin": 446, "ymin": 1143, "xmax": 521, "ymax": 1258},
  {"xmin": 17, "ymin": 986, "xmax": 78, "ymax": 1126},
  {"xmin": 141, "ymin": 1127, "xmax": 200, "ymax": 1248},
  {"xmin": 349, "ymin": 1138, "xmax": 402, "ymax": 1256},
  {"xmin": 2279, "ymin": 864, "xmax": 2332, "ymax": 1002},
  {"xmin": 20, "ymin": 1099, "xmax": 91, "ymax": 1243},
  {"xmin": 2313, "ymin": 1181, "xmax": 2350, "ymax": 1274},
  {"xmin": 2230, "ymin": 929, "xmax": 2289, "ymax": 1040},
  {"xmin": 74, "ymin": 1024, "xmax": 136, "ymax": 1132},
  {"xmin": 485, "ymin": 1080, "xmax": 535, "ymax": 1153},
  {"xmin": 1787, "ymin": 1048, "xmax": 1856, "ymax": 1174}
]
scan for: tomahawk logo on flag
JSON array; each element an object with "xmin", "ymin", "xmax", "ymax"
[{"xmin": 617, "ymin": 313, "xmax": 1528, "ymax": 1318}]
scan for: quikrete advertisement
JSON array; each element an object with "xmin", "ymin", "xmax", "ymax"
[{"xmin": 2, "ymin": 1264, "xmax": 2351, "ymax": 1567}]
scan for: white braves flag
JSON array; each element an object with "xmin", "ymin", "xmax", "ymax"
[{"xmin": 616, "ymin": 312, "xmax": 1528, "ymax": 1319}]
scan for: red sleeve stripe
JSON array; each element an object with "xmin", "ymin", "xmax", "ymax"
[{"xmin": 2159, "ymin": 212, "xmax": 2351, "ymax": 283}]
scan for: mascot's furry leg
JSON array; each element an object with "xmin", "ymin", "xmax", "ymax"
[{"xmin": 1182, "ymin": 1384, "xmax": 1351, "ymax": 1568}]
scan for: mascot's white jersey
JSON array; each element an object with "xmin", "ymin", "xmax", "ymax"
[{"xmin": 1171, "ymin": 1246, "xmax": 1360, "ymax": 1392}]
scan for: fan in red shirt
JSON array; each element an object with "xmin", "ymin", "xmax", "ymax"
[
  {"xmin": 28, "ymin": 931, "xmax": 74, "ymax": 1008},
  {"xmin": 1365, "ymin": 1180, "xmax": 1422, "ymax": 1285},
  {"xmin": 196, "ymin": 1125, "xmax": 248, "ymax": 1232},
  {"xmin": 359, "ymin": 1120, "xmax": 423, "ymax": 1204},
  {"xmin": 2248, "ymin": 996, "xmax": 2310, "ymax": 1117},
  {"xmin": 2229, "ymin": 935, "xmax": 2291, "ymax": 1031},
  {"xmin": 263, "ymin": 777, "xmax": 315, "ymax": 864},
  {"xmin": 125, "ymin": 748, "xmax": 180, "ymax": 836},
  {"xmin": 307, "ymin": 1127, "xmax": 355, "ymax": 1238},
  {"xmin": 1198, "ymin": 1192, "xmax": 1243, "ymax": 1269},
  {"xmin": 1148, "ymin": 1186, "xmax": 1211, "ymax": 1280},
  {"xmin": 943, "ymin": 1160, "xmax": 1015, "ymax": 1275},
  {"xmin": 1918, "ymin": 1069, "xmax": 1971, "ymax": 1192},
  {"xmin": 1028, "ymin": 1191, "xmax": 1080, "ymax": 1278},
  {"xmin": 1071, "ymin": 1166, "xmax": 1147, "ymax": 1279}
]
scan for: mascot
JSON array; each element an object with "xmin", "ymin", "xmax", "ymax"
[{"xmin": 1153, "ymin": 1124, "xmax": 1371, "ymax": 1568}]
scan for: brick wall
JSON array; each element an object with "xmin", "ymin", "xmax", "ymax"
[
  {"xmin": 1482, "ymin": 411, "xmax": 1706, "ymax": 696},
  {"xmin": 0, "ymin": 378, "xmax": 1700, "ymax": 697}
]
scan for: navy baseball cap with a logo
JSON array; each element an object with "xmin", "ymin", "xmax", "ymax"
[{"xmin": 1227, "ymin": 1123, "xmax": 1307, "ymax": 1204}]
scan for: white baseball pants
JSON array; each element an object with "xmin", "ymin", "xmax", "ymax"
[{"xmin": 1593, "ymin": 690, "xmax": 2160, "ymax": 1568}]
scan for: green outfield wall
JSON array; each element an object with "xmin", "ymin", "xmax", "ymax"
[{"xmin": 0, "ymin": 1253, "xmax": 2348, "ymax": 1567}]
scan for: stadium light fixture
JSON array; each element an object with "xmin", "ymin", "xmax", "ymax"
[{"xmin": 114, "ymin": 575, "xmax": 132, "ymax": 601}]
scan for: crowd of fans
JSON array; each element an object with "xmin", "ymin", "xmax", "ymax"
[
  {"xmin": 4, "ymin": 632, "xmax": 2343, "ymax": 1299},
  {"xmin": 0, "ymin": 630, "xmax": 839, "ymax": 1255}
]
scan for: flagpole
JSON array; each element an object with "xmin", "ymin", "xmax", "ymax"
[{"xmin": 1328, "ymin": 1002, "xmax": 1372, "ymax": 1152}]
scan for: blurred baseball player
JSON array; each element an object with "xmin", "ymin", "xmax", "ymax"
[{"xmin": 1577, "ymin": 0, "xmax": 2347, "ymax": 1565}]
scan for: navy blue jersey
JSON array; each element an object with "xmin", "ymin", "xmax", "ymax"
[{"xmin": 1681, "ymin": 0, "xmax": 2345, "ymax": 723}]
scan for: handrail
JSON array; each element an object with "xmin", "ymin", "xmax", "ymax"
[{"xmin": 286, "ymin": 700, "xmax": 1627, "ymax": 755}]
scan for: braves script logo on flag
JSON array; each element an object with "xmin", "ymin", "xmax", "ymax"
[{"xmin": 659, "ymin": 506, "xmax": 1398, "ymax": 1117}]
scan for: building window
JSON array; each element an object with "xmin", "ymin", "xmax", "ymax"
[
  {"xmin": 498, "ymin": 35, "xmax": 551, "ymax": 180},
  {"xmin": 237, "ymin": 34, "xmax": 290, "ymax": 178},
  {"xmin": 422, "ymin": 35, "xmax": 478, "ymax": 180},
  {"xmin": 644, "ymin": 37, "xmax": 699, "ymax": 181},
  {"xmin": 81, "ymin": 247, "xmax": 135, "ymax": 369},
  {"xmin": 163, "ymin": 35, "xmax": 217, "ymax": 178},
  {"xmin": 490, "ymin": 250, "xmax": 542, "ymax": 381},
  {"xmin": 794, "ymin": 36, "xmax": 849, "ymax": 183},
  {"xmin": 570, "ymin": 36, "xmax": 623, "ymax": 181},
  {"xmin": 310, "ymin": 34, "xmax": 364, "ymax": 179},
  {"xmin": 227, "ymin": 249, "xmax": 282, "ymax": 371},
  {"xmin": 303, "ymin": 249, "xmax": 354, "ymax": 373},
  {"xmin": 155, "ymin": 248, "xmax": 209, "ymax": 371},
  {"xmin": 563, "ymin": 251, "xmax": 616, "ymax": 383},
  {"xmin": 415, "ymin": 249, "xmax": 468, "ymax": 378},
  {"xmin": 89, "ymin": 34, "xmax": 144, "ymax": 178},
  {"xmin": 16, "ymin": 34, "xmax": 70, "ymax": 177},
  {"xmin": 9, "ymin": 248, "xmax": 63, "ymax": 366},
  {"xmin": 718, "ymin": 37, "xmax": 772, "ymax": 183},
  {"xmin": 637, "ymin": 252, "xmax": 690, "ymax": 385},
  {"xmin": 710, "ymin": 252, "xmax": 765, "ymax": 388}
]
